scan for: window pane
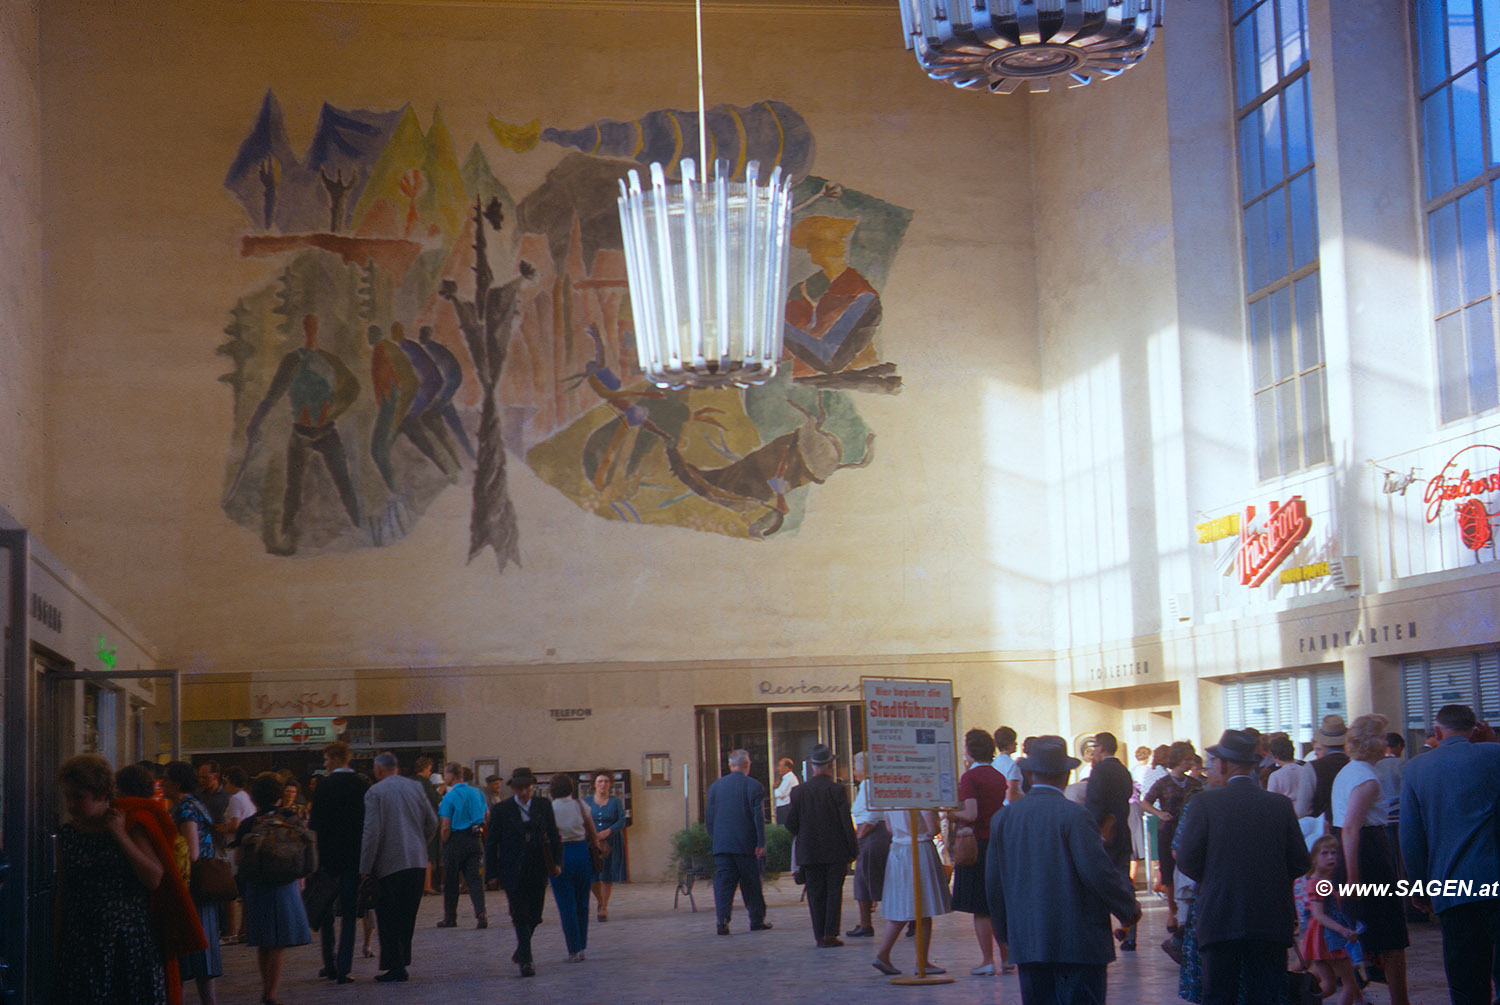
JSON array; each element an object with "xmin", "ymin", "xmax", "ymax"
[
  {"xmin": 1276, "ymin": 380, "xmax": 1300, "ymax": 472},
  {"xmin": 1245, "ymin": 197, "xmax": 1272, "ymax": 291},
  {"xmin": 1417, "ymin": 0, "xmax": 1449, "ymax": 92},
  {"xmin": 1265, "ymin": 186, "xmax": 1289, "ymax": 281},
  {"xmin": 1233, "ymin": 0, "xmax": 1260, "ymax": 21},
  {"xmin": 1290, "ymin": 170, "xmax": 1318, "ymax": 269},
  {"xmin": 1466, "ymin": 300, "xmax": 1500, "ymax": 411},
  {"xmin": 1455, "ymin": 68, "xmax": 1484, "ymax": 183},
  {"xmin": 1437, "ymin": 311, "xmax": 1470, "ymax": 421},
  {"xmin": 1270, "ymin": 285, "xmax": 1294, "ymax": 381},
  {"xmin": 1450, "ymin": 0, "xmax": 1481, "ymax": 76},
  {"xmin": 1256, "ymin": 3, "xmax": 1280, "ymax": 93},
  {"xmin": 1285, "ymin": 76, "xmax": 1312, "ymax": 173},
  {"xmin": 1251, "ymin": 296, "xmax": 1274, "ymax": 387},
  {"xmin": 1234, "ymin": 17, "xmax": 1262, "ymax": 106},
  {"xmin": 1459, "ymin": 186, "xmax": 1492, "ymax": 304},
  {"xmin": 1301, "ymin": 368, "xmax": 1328, "ymax": 465},
  {"xmin": 1485, "ymin": 0, "xmax": 1500, "ymax": 56},
  {"xmin": 1261, "ymin": 98, "xmax": 1285, "ymax": 187},
  {"xmin": 1240, "ymin": 114, "xmax": 1266, "ymax": 200},
  {"xmin": 1424, "ymin": 89, "xmax": 1457, "ymax": 198},
  {"xmin": 1278, "ymin": 0, "xmax": 1306, "ymax": 74},
  {"xmin": 1295, "ymin": 273, "xmax": 1323, "ymax": 369},
  {"xmin": 1256, "ymin": 389, "xmax": 1280, "ymax": 477},
  {"xmin": 1430, "ymin": 202, "xmax": 1462, "ymax": 315},
  {"xmin": 1488, "ymin": 55, "xmax": 1500, "ymax": 166}
]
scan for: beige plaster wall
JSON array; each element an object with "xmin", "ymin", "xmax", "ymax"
[
  {"xmin": 37, "ymin": 0, "xmax": 1052, "ymax": 679},
  {"xmin": 173, "ymin": 649, "xmax": 1057, "ymax": 876},
  {"xmin": 0, "ymin": 3, "xmax": 44, "ymax": 526}
]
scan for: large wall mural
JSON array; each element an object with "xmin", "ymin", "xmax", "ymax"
[{"xmin": 220, "ymin": 92, "xmax": 911, "ymax": 570}]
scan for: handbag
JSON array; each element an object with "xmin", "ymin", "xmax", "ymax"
[
  {"xmin": 189, "ymin": 855, "xmax": 239, "ymax": 903},
  {"xmin": 578, "ymin": 798, "xmax": 605, "ymax": 873},
  {"xmin": 1287, "ymin": 945, "xmax": 1324, "ymax": 1005},
  {"xmin": 949, "ymin": 826, "xmax": 979, "ymax": 867},
  {"xmin": 301, "ymin": 869, "xmax": 340, "ymax": 931}
]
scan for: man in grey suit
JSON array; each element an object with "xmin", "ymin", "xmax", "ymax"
[
  {"xmin": 986, "ymin": 735, "xmax": 1140, "ymax": 1004},
  {"xmin": 705, "ymin": 748, "xmax": 772, "ymax": 935},
  {"xmin": 1175, "ymin": 729, "xmax": 1309, "ymax": 1005},
  {"xmin": 359, "ymin": 751, "xmax": 439, "ymax": 983},
  {"xmin": 1402, "ymin": 702, "xmax": 1500, "ymax": 1004}
]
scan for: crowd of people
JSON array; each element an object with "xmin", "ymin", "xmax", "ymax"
[
  {"xmin": 707, "ymin": 707, "xmax": 1496, "ymax": 1005},
  {"xmin": 51, "ymin": 744, "xmax": 630, "ymax": 1002},
  {"xmin": 50, "ymin": 703, "xmax": 1500, "ymax": 1003}
]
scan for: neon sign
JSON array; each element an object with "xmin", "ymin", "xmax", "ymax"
[
  {"xmin": 1237, "ymin": 496, "xmax": 1311, "ymax": 587},
  {"xmin": 1423, "ymin": 444, "xmax": 1499, "ymax": 552}
]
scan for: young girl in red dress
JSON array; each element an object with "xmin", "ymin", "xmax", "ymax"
[{"xmin": 1295, "ymin": 835, "xmax": 1364, "ymax": 1005}]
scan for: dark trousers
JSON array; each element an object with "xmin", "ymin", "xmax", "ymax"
[
  {"xmin": 801, "ymin": 860, "xmax": 847, "ymax": 940},
  {"xmin": 319, "ymin": 868, "xmax": 361, "ymax": 978},
  {"xmin": 1439, "ymin": 899, "xmax": 1500, "ymax": 1004},
  {"xmin": 1016, "ymin": 962, "xmax": 1107, "ymax": 1005},
  {"xmin": 712, "ymin": 852, "xmax": 766, "ymax": 928},
  {"xmin": 505, "ymin": 859, "xmax": 549, "ymax": 965},
  {"xmin": 375, "ymin": 867, "xmax": 425, "ymax": 975},
  {"xmin": 1200, "ymin": 940, "xmax": 1285, "ymax": 1005},
  {"xmin": 442, "ymin": 829, "xmax": 486, "ymax": 922}
]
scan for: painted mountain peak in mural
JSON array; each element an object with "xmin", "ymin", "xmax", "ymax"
[{"xmin": 219, "ymin": 92, "xmax": 911, "ymax": 571}]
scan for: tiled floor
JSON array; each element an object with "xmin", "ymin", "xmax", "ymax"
[{"xmin": 205, "ymin": 880, "xmax": 1453, "ymax": 1004}]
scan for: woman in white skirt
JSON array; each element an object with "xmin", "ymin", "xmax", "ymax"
[{"xmin": 872, "ymin": 808, "xmax": 951, "ymax": 976}]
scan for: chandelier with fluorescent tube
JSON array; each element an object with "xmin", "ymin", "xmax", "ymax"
[
  {"xmin": 615, "ymin": 1, "xmax": 794, "ymax": 390},
  {"xmin": 898, "ymin": 0, "xmax": 1163, "ymax": 94}
]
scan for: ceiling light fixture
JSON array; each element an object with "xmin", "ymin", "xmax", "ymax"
[
  {"xmin": 898, "ymin": 0, "xmax": 1163, "ymax": 94},
  {"xmin": 616, "ymin": 0, "xmax": 793, "ymax": 390}
]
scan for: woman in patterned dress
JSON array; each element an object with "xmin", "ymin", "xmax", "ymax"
[
  {"xmin": 164, "ymin": 760, "xmax": 223, "ymax": 1005},
  {"xmin": 55, "ymin": 753, "xmax": 168, "ymax": 1005}
]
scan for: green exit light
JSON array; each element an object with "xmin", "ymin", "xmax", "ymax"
[{"xmin": 97, "ymin": 635, "xmax": 117, "ymax": 669}]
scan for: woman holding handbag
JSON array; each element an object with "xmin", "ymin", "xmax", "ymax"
[
  {"xmin": 945, "ymin": 728, "xmax": 1011, "ymax": 976},
  {"xmin": 548, "ymin": 773, "xmax": 603, "ymax": 961},
  {"xmin": 587, "ymin": 770, "xmax": 628, "ymax": 922},
  {"xmin": 163, "ymin": 760, "xmax": 223, "ymax": 1005}
]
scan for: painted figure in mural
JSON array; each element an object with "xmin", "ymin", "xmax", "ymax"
[
  {"xmin": 783, "ymin": 216, "xmax": 882, "ymax": 380},
  {"xmin": 367, "ymin": 323, "xmax": 418, "ymax": 491},
  {"xmin": 243, "ymin": 314, "xmax": 362, "ymax": 552},
  {"xmin": 660, "ymin": 391, "xmax": 873, "ymax": 539},
  {"xmin": 367, "ymin": 323, "xmax": 457, "ymax": 489},
  {"xmin": 565, "ymin": 326, "xmax": 670, "ymax": 491},
  {"xmin": 320, "ymin": 167, "xmax": 354, "ymax": 233},
  {"xmin": 417, "ymin": 325, "xmax": 474, "ymax": 461},
  {"xmin": 394, "ymin": 323, "xmax": 461, "ymax": 478}
]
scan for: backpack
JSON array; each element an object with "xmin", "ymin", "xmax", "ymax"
[{"xmin": 238, "ymin": 812, "xmax": 318, "ymax": 884}]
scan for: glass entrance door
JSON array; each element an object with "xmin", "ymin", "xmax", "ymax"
[{"xmin": 696, "ymin": 701, "xmax": 865, "ymax": 822}]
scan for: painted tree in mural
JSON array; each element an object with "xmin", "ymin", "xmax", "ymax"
[
  {"xmin": 437, "ymin": 196, "xmax": 529, "ymax": 571},
  {"xmin": 219, "ymin": 92, "xmax": 911, "ymax": 567}
]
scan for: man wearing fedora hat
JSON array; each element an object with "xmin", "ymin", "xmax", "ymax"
[
  {"xmin": 985, "ymin": 735, "xmax": 1140, "ymax": 1004},
  {"xmin": 786, "ymin": 743, "xmax": 859, "ymax": 947},
  {"xmin": 1309, "ymin": 714, "xmax": 1350, "ymax": 824},
  {"xmin": 1175, "ymin": 729, "xmax": 1310, "ymax": 1005},
  {"xmin": 484, "ymin": 767, "xmax": 562, "ymax": 977}
]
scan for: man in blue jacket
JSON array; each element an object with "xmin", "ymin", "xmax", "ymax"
[
  {"xmin": 986, "ymin": 735, "xmax": 1140, "ymax": 1003},
  {"xmin": 1401, "ymin": 702, "xmax": 1500, "ymax": 1004},
  {"xmin": 705, "ymin": 748, "xmax": 773, "ymax": 935}
]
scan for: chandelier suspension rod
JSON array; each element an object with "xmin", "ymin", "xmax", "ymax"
[{"xmin": 695, "ymin": 0, "xmax": 708, "ymax": 171}]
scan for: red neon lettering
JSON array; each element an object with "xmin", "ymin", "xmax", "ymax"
[
  {"xmin": 1237, "ymin": 497, "xmax": 1312, "ymax": 587},
  {"xmin": 1423, "ymin": 444, "xmax": 1500, "ymax": 523}
]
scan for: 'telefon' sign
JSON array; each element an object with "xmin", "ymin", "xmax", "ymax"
[{"xmin": 861, "ymin": 677, "xmax": 959, "ymax": 810}]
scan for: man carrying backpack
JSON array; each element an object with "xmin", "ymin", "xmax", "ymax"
[{"xmin": 359, "ymin": 752, "xmax": 439, "ymax": 983}]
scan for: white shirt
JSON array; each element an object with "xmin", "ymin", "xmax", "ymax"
[
  {"xmin": 225, "ymin": 788, "xmax": 255, "ymax": 826},
  {"xmin": 553, "ymin": 796, "xmax": 589, "ymax": 842},
  {"xmin": 1331, "ymin": 759, "xmax": 1385, "ymax": 828},
  {"xmin": 851, "ymin": 779, "xmax": 883, "ymax": 827},
  {"xmin": 993, "ymin": 752, "xmax": 1023, "ymax": 805},
  {"xmin": 1268, "ymin": 760, "xmax": 1316, "ymax": 817},
  {"xmin": 883, "ymin": 808, "xmax": 934, "ymax": 845},
  {"xmin": 773, "ymin": 771, "xmax": 800, "ymax": 809}
]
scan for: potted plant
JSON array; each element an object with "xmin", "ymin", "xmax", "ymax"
[{"xmin": 669, "ymin": 822, "xmax": 714, "ymax": 878}]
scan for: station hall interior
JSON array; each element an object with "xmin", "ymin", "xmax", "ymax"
[{"xmin": 2, "ymin": 0, "xmax": 1500, "ymax": 995}]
